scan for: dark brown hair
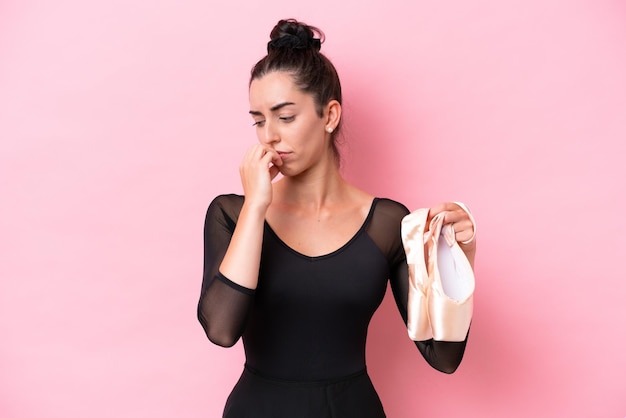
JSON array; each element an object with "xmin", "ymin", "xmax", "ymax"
[{"xmin": 250, "ymin": 19, "xmax": 343, "ymax": 162}]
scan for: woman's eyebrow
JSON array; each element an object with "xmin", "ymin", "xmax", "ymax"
[
  {"xmin": 249, "ymin": 102, "xmax": 296, "ymax": 115},
  {"xmin": 270, "ymin": 102, "xmax": 295, "ymax": 111}
]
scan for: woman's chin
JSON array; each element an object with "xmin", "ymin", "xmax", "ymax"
[{"xmin": 277, "ymin": 165, "xmax": 297, "ymax": 177}]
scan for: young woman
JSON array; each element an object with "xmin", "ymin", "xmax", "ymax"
[{"xmin": 198, "ymin": 19, "xmax": 476, "ymax": 418}]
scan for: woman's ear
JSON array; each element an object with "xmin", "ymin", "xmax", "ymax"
[{"xmin": 324, "ymin": 100, "xmax": 341, "ymax": 132}]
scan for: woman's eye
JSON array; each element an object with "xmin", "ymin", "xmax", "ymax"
[
  {"xmin": 279, "ymin": 116, "xmax": 295, "ymax": 123},
  {"xmin": 252, "ymin": 120, "xmax": 265, "ymax": 127}
]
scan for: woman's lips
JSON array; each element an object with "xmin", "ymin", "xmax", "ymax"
[{"xmin": 277, "ymin": 151, "xmax": 291, "ymax": 160}]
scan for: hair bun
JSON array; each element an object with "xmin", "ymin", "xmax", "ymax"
[{"xmin": 267, "ymin": 19, "xmax": 323, "ymax": 53}]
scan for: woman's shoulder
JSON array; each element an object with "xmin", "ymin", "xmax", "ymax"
[
  {"xmin": 210, "ymin": 193, "xmax": 244, "ymax": 206},
  {"xmin": 206, "ymin": 194, "xmax": 245, "ymax": 223},
  {"xmin": 344, "ymin": 182, "xmax": 408, "ymax": 223},
  {"xmin": 373, "ymin": 197, "xmax": 410, "ymax": 220},
  {"xmin": 365, "ymin": 197, "xmax": 409, "ymax": 261}
]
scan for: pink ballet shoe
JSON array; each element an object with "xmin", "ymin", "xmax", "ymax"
[{"xmin": 401, "ymin": 203, "xmax": 475, "ymax": 342}]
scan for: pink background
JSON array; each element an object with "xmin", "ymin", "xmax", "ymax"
[{"xmin": 1, "ymin": 0, "xmax": 625, "ymax": 417}]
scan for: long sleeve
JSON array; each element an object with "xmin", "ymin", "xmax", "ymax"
[
  {"xmin": 197, "ymin": 194, "xmax": 254, "ymax": 347},
  {"xmin": 368, "ymin": 198, "xmax": 468, "ymax": 374},
  {"xmin": 389, "ymin": 260, "xmax": 468, "ymax": 374}
]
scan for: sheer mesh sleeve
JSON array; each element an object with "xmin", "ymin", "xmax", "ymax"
[
  {"xmin": 197, "ymin": 194, "xmax": 255, "ymax": 347},
  {"xmin": 367, "ymin": 198, "xmax": 468, "ymax": 374}
]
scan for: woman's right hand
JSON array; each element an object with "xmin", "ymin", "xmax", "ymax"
[
  {"xmin": 219, "ymin": 145, "xmax": 282, "ymax": 290},
  {"xmin": 239, "ymin": 144, "xmax": 283, "ymax": 211}
]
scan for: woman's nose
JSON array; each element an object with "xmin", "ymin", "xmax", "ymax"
[{"xmin": 261, "ymin": 122, "xmax": 280, "ymax": 144}]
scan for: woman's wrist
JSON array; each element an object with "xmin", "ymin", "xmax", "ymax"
[{"xmin": 240, "ymin": 199, "xmax": 270, "ymax": 220}]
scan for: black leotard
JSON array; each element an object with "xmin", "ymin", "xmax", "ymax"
[{"xmin": 198, "ymin": 194, "xmax": 467, "ymax": 417}]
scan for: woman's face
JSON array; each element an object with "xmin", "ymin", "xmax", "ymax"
[{"xmin": 249, "ymin": 71, "xmax": 330, "ymax": 177}]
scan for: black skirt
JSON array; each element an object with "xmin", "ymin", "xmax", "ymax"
[{"xmin": 223, "ymin": 365, "xmax": 386, "ymax": 418}]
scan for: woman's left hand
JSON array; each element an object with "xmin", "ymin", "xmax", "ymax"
[{"xmin": 427, "ymin": 202, "xmax": 476, "ymax": 264}]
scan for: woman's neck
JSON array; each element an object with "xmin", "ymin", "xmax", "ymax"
[{"xmin": 273, "ymin": 165, "xmax": 349, "ymax": 210}]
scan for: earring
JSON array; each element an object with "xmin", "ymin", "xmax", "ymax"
[{"xmin": 326, "ymin": 127, "xmax": 333, "ymax": 133}]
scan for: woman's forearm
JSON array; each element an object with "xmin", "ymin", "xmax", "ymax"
[{"xmin": 218, "ymin": 202, "xmax": 267, "ymax": 289}]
